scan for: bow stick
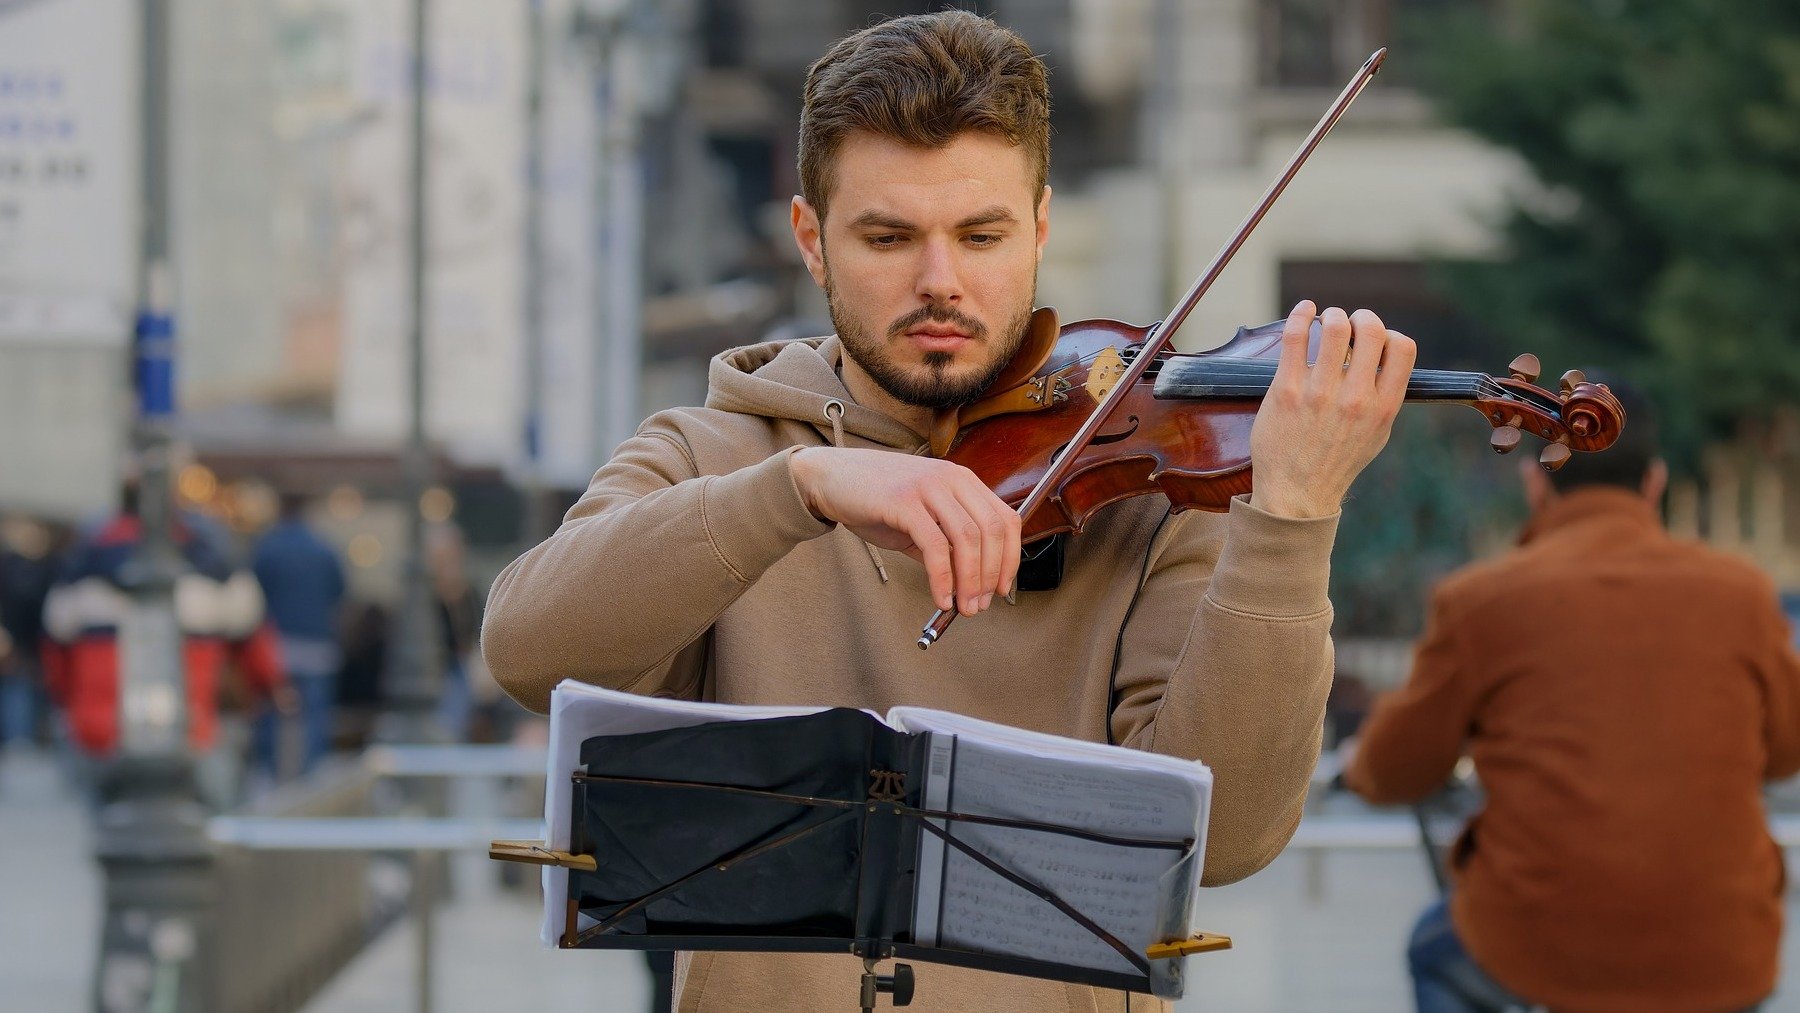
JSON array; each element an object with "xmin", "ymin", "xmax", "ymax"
[{"xmin": 918, "ymin": 49, "xmax": 1389, "ymax": 650}]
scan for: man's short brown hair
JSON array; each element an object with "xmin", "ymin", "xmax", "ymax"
[{"xmin": 799, "ymin": 10, "xmax": 1051, "ymax": 219}]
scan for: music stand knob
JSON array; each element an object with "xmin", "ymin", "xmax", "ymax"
[{"xmin": 859, "ymin": 958, "xmax": 915, "ymax": 1010}]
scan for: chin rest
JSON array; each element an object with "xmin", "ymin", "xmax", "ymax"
[{"xmin": 929, "ymin": 306, "xmax": 1061, "ymax": 458}]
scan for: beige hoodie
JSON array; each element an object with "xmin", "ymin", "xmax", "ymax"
[{"xmin": 483, "ymin": 336, "xmax": 1339, "ymax": 1013}]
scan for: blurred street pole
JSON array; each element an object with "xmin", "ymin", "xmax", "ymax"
[
  {"xmin": 576, "ymin": 0, "xmax": 645, "ymax": 468},
  {"xmin": 521, "ymin": 0, "xmax": 553, "ymax": 542},
  {"xmin": 600, "ymin": 13, "xmax": 645, "ymax": 467},
  {"xmin": 380, "ymin": 4, "xmax": 446, "ymax": 1011},
  {"xmin": 379, "ymin": 0, "xmax": 445, "ymax": 750},
  {"xmin": 92, "ymin": 1, "xmax": 215, "ymax": 1010}
]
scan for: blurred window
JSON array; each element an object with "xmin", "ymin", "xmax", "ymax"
[
  {"xmin": 851, "ymin": 0, "xmax": 995, "ymax": 28},
  {"xmin": 1259, "ymin": 0, "xmax": 1486, "ymax": 90},
  {"xmin": 700, "ymin": 0, "xmax": 747, "ymax": 68}
]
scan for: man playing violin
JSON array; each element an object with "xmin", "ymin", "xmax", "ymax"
[{"xmin": 483, "ymin": 10, "xmax": 1415, "ymax": 1012}]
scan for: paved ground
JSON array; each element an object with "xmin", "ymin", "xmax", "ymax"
[
  {"xmin": 300, "ymin": 893, "xmax": 653, "ymax": 1013},
  {"xmin": 299, "ymin": 850, "xmax": 1435, "ymax": 1013},
  {"xmin": 0, "ymin": 746, "xmax": 99, "ymax": 1013},
  {"xmin": 7, "ymin": 744, "xmax": 1800, "ymax": 1012}
]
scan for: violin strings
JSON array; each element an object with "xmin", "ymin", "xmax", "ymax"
[
  {"xmin": 1067, "ymin": 349, "xmax": 1488, "ymax": 379},
  {"xmin": 1156, "ymin": 377, "xmax": 1522, "ymax": 403},
  {"xmin": 1062, "ymin": 349, "xmax": 1501, "ymax": 385},
  {"xmin": 1168, "ymin": 363, "xmax": 1511, "ymax": 389},
  {"xmin": 1154, "ymin": 359, "xmax": 1500, "ymax": 383},
  {"xmin": 1048, "ymin": 349, "xmax": 1537, "ymax": 404},
  {"xmin": 1157, "ymin": 370, "xmax": 1509, "ymax": 399}
]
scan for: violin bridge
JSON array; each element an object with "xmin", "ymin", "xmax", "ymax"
[{"xmin": 1085, "ymin": 345, "xmax": 1127, "ymax": 404}]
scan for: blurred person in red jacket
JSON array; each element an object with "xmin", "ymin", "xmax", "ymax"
[
  {"xmin": 40, "ymin": 483, "xmax": 290, "ymax": 789},
  {"xmin": 1345, "ymin": 377, "xmax": 1800, "ymax": 1013}
]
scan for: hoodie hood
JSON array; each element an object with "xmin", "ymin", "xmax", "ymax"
[{"xmin": 705, "ymin": 335, "xmax": 926, "ymax": 452}]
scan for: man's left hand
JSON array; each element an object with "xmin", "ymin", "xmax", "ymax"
[{"xmin": 1249, "ymin": 301, "xmax": 1416, "ymax": 519}]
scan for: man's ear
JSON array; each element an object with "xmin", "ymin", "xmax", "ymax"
[
  {"xmin": 791, "ymin": 195, "xmax": 827, "ymax": 288},
  {"xmin": 1642, "ymin": 458, "xmax": 1669, "ymax": 505},
  {"xmin": 1035, "ymin": 185, "xmax": 1052, "ymax": 265},
  {"xmin": 1519, "ymin": 457, "xmax": 1555, "ymax": 514}
]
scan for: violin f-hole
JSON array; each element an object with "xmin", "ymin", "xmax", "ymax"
[
  {"xmin": 1050, "ymin": 416, "xmax": 1140, "ymax": 465},
  {"xmin": 1092, "ymin": 415, "xmax": 1140, "ymax": 445}
]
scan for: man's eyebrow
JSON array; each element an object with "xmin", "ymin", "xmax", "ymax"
[
  {"xmin": 955, "ymin": 206, "xmax": 1019, "ymax": 229},
  {"xmin": 842, "ymin": 206, "xmax": 1021, "ymax": 231},
  {"xmin": 846, "ymin": 210, "xmax": 917, "ymax": 231}
]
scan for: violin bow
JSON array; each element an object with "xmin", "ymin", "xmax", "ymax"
[{"xmin": 918, "ymin": 49, "xmax": 1388, "ymax": 650}]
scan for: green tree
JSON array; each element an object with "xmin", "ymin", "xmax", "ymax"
[
  {"xmin": 1330, "ymin": 408, "xmax": 1526, "ymax": 637},
  {"xmin": 1416, "ymin": 0, "xmax": 1800, "ymax": 462}
]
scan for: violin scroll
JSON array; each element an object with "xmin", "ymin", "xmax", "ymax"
[{"xmin": 1476, "ymin": 355, "xmax": 1625, "ymax": 472}]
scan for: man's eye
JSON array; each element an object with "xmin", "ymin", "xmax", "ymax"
[
  {"xmin": 866, "ymin": 234, "xmax": 905, "ymax": 248},
  {"xmin": 966, "ymin": 233, "xmax": 1002, "ymax": 247}
]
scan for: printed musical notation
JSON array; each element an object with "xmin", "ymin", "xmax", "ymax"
[{"xmin": 930, "ymin": 739, "xmax": 1204, "ymax": 974}]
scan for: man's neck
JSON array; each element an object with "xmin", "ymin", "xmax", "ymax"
[{"xmin": 838, "ymin": 352, "xmax": 939, "ymax": 439}]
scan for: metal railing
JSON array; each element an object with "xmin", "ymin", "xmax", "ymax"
[
  {"xmin": 1289, "ymin": 812, "xmax": 1800, "ymax": 850},
  {"xmin": 203, "ymin": 744, "xmax": 546, "ymax": 1013},
  {"xmin": 207, "ymin": 757, "xmax": 380, "ymax": 1013}
]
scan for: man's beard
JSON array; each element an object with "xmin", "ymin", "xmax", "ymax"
[{"xmin": 826, "ymin": 271, "xmax": 1035, "ymax": 411}]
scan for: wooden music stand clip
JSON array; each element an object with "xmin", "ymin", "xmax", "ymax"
[
  {"xmin": 489, "ymin": 839, "xmax": 596, "ymax": 872},
  {"xmin": 1146, "ymin": 932, "xmax": 1233, "ymax": 960}
]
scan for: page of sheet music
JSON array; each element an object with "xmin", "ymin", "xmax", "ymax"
[
  {"xmin": 536, "ymin": 680, "xmax": 834, "ymax": 945},
  {"xmin": 888, "ymin": 708, "xmax": 1210, "ymax": 976}
]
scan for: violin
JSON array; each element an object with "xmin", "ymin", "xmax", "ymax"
[
  {"xmin": 915, "ymin": 49, "xmax": 1626, "ymax": 649},
  {"xmin": 934, "ymin": 310, "xmax": 1623, "ymax": 540}
]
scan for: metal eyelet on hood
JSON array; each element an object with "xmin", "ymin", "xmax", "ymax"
[
  {"xmin": 818, "ymin": 398, "xmax": 888, "ymax": 584},
  {"xmin": 823, "ymin": 399, "xmax": 847, "ymax": 448}
]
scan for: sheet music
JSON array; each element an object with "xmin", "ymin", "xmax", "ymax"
[
  {"xmin": 536, "ymin": 680, "xmax": 831, "ymax": 944},
  {"xmin": 534, "ymin": 683, "xmax": 1209, "ymax": 972},
  {"xmin": 887, "ymin": 708, "xmax": 1209, "ymax": 976}
]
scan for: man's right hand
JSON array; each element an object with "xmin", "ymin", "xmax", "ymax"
[{"xmin": 790, "ymin": 447, "xmax": 1020, "ymax": 617}]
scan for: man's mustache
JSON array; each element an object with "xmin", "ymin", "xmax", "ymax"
[{"xmin": 887, "ymin": 304, "xmax": 988, "ymax": 340}]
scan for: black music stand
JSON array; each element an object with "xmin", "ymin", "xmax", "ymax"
[{"xmin": 492, "ymin": 709, "xmax": 1231, "ymax": 1010}]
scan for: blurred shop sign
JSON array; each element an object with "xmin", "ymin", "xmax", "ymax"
[
  {"xmin": 0, "ymin": 0, "xmax": 135, "ymax": 346},
  {"xmin": 0, "ymin": 292, "xmax": 125, "ymax": 344}
]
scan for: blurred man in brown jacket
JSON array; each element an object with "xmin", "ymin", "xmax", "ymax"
[
  {"xmin": 1346, "ymin": 379, "xmax": 1800, "ymax": 1013},
  {"xmin": 484, "ymin": 11, "xmax": 1421, "ymax": 1012}
]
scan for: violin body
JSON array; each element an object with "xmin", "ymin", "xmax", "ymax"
[{"xmin": 944, "ymin": 318, "xmax": 1263, "ymax": 541}]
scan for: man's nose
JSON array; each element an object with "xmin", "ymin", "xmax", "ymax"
[{"xmin": 914, "ymin": 238, "xmax": 963, "ymax": 304}]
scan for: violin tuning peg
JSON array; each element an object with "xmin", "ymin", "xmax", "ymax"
[
  {"xmin": 1559, "ymin": 369, "xmax": 1586, "ymax": 396},
  {"xmin": 1490, "ymin": 425, "xmax": 1522, "ymax": 455},
  {"xmin": 1507, "ymin": 354, "xmax": 1541, "ymax": 384},
  {"xmin": 1539, "ymin": 443, "xmax": 1572, "ymax": 472}
]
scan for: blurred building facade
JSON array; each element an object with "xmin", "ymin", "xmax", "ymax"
[{"xmin": 8, "ymin": 0, "xmax": 1795, "ymax": 606}]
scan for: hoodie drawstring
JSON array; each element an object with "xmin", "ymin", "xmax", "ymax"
[{"xmin": 823, "ymin": 399, "xmax": 890, "ymax": 584}]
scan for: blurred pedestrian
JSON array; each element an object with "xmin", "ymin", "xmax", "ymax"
[
  {"xmin": 251, "ymin": 493, "xmax": 347, "ymax": 775},
  {"xmin": 0, "ymin": 515, "xmax": 59, "ymax": 751},
  {"xmin": 40, "ymin": 482, "xmax": 291, "ymax": 806},
  {"xmin": 1345, "ymin": 377, "xmax": 1800, "ymax": 1013},
  {"xmin": 332, "ymin": 599, "xmax": 389, "ymax": 753},
  {"xmin": 428, "ymin": 523, "xmax": 488, "ymax": 741}
]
